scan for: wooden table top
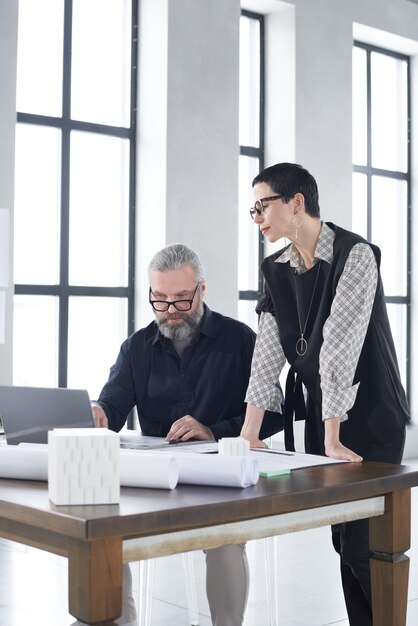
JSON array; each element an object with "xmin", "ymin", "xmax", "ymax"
[{"xmin": 0, "ymin": 461, "xmax": 417, "ymax": 542}]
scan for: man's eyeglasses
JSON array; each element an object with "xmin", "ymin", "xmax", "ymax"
[
  {"xmin": 149, "ymin": 283, "xmax": 200, "ymax": 312},
  {"xmin": 249, "ymin": 194, "xmax": 284, "ymax": 220}
]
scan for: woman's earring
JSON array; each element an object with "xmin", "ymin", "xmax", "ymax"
[{"xmin": 291, "ymin": 214, "xmax": 302, "ymax": 240}]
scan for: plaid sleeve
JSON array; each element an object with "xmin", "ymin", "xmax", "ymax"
[
  {"xmin": 320, "ymin": 243, "xmax": 378, "ymax": 421},
  {"xmin": 245, "ymin": 311, "xmax": 285, "ymax": 412},
  {"xmin": 255, "ymin": 285, "xmax": 275, "ymax": 316}
]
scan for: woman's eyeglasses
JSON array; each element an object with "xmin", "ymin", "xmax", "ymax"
[{"xmin": 249, "ymin": 194, "xmax": 284, "ymax": 220}]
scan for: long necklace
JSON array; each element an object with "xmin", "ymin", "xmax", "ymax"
[{"xmin": 293, "ymin": 260, "xmax": 322, "ymax": 357}]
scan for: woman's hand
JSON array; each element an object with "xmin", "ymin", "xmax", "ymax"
[
  {"xmin": 324, "ymin": 416, "xmax": 362, "ymax": 462},
  {"xmin": 240, "ymin": 404, "xmax": 268, "ymax": 448},
  {"xmin": 240, "ymin": 434, "xmax": 268, "ymax": 449},
  {"xmin": 325, "ymin": 440, "xmax": 363, "ymax": 462}
]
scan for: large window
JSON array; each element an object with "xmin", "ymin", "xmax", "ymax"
[
  {"xmin": 352, "ymin": 41, "xmax": 410, "ymax": 392},
  {"xmin": 238, "ymin": 10, "xmax": 264, "ymax": 331},
  {"xmin": 13, "ymin": 0, "xmax": 137, "ymax": 402}
]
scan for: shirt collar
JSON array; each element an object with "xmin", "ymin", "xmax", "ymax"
[
  {"xmin": 151, "ymin": 303, "xmax": 215, "ymax": 345},
  {"xmin": 198, "ymin": 304, "xmax": 216, "ymax": 338},
  {"xmin": 275, "ymin": 221, "xmax": 334, "ymax": 269}
]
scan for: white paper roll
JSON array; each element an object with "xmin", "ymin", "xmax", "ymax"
[
  {"xmin": 0, "ymin": 445, "xmax": 258, "ymax": 489},
  {"xmin": 175, "ymin": 453, "xmax": 259, "ymax": 488},
  {"xmin": 0, "ymin": 446, "xmax": 48, "ymax": 480},
  {"xmin": 0, "ymin": 445, "xmax": 179, "ymax": 490},
  {"xmin": 120, "ymin": 450, "xmax": 178, "ymax": 489}
]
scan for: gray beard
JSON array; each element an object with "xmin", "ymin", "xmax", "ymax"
[{"xmin": 156, "ymin": 300, "xmax": 204, "ymax": 342}]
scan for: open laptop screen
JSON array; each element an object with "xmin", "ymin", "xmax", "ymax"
[{"xmin": 0, "ymin": 386, "xmax": 94, "ymax": 445}]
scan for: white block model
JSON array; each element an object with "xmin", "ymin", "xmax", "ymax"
[
  {"xmin": 218, "ymin": 436, "xmax": 250, "ymax": 456},
  {"xmin": 48, "ymin": 428, "xmax": 120, "ymax": 505}
]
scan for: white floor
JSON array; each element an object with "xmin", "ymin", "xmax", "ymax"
[{"xmin": 0, "ymin": 482, "xmax": 417, "ymax": 625}]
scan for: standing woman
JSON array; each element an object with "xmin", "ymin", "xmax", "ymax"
[{"xmin": 240, "ymin": 162, "xmax": 409, "ymax": 626}]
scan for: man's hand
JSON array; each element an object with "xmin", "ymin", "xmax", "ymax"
[
  {"xmin": 91, "ymin": 403, "xmax": 109, "ymax": 428},
  {"xmin": 166, "ymin": 415, "xmax": 214, "ymax": 442},
  {"xmin": 324, "ymin": 416, "xmax": 362, "ymax": 462}
]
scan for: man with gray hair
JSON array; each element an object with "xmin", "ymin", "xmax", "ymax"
[{"xmin": 88, "ymin": 243, "xmax": 282, "ymax": 626}]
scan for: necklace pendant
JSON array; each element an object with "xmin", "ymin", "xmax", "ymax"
[{"xmin": 296, "ymin": 336, "xmax": 308, "ymax": 356}]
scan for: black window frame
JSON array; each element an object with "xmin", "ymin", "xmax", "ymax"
[
  {"xmin": 353, "ymin": 40, "xmax": 411, "ymax": 397},
  {"xmin": 239, "ymin": 9, "xmax": 265, "ymax": 305},
  {"xmin": 15, "ymin": 0, "xmax": 138, "ymax": 391}
]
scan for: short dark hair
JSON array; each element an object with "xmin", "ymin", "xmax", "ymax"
[{"xmin": 252, "ymin": 162, "xmax": 320, "ymax": 218}]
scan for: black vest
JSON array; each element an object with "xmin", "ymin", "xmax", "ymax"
[{"xmin": 258, "ymin": 223, "xmax": 409, "ymax": 456}]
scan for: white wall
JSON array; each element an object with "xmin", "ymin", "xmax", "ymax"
[
  {"xmin": 0, "ymin": 0, "xmax": 18, "ymax": 385},
  {"xmin": 136, "ymin": 0, "xmax": 240, "ymax": 327},
  {"xmin": 262, "ymin": 0, "xmax": 418, "ymax": 227}
]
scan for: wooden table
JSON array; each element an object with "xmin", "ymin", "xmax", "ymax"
[{"xmin": 0, "ymin": 461, "xmax": 416, "ymax": 625}]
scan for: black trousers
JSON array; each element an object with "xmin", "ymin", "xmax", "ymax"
[{"xmin": 331, "ymin": 428, "xmax": 406, "ymax": 626}]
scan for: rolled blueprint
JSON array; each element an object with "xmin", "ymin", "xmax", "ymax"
[
  {"xmin": 0, "ymin": 445, "xmax": 178, "ymax": 490},
  {"xmin": 0, "ymin": 445, "xmax": 48, "ymax": 481},
  {"xmin": 174, "ymin": 452, "xmax": 259, "ymax": 488},
  {"xmin": 120, "ymin": 450, "xmax": 178, "ymax": 489},
  {"xmin": 0, "ymin": 445, "xmax": 258, "ymax": 489}
]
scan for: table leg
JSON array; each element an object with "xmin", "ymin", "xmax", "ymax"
[
  {"xmin": 369, "ymin": 489, "xmax": 411, "ymax": 626},
  {"xmin": 68, "ymin": 536, "xmax": 123, "ymax": 625}
]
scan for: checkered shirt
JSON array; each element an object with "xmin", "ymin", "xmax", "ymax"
[{"xmin": 245, "ymin": 222, "xmax": 378, "ymax": 421}]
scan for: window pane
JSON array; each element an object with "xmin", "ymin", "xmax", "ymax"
[
  {"xmin": 14, "ymin": 125, "xmax": 61, "ymax": 285},
  {"xmin": 69, "ymin": 132, "xmax": 130, "ymax": 286},
  {"xmin": 352, "ymin": 172, "xmax": 368, "ymax": 238},
  {"xmin": 238, "ymin": 300, "xmax": 258, "ymax": 333},
  {"xmin": 16, "ymin": 0, "xmax": 64, "ymax": 116},
  {"xmin": 371, "ymin": 53, "xmax": 408, "ymax": 172},
  {"xmin": 386, "ymin": 303, "xmax": 407, "ymax": 389},
  {"xmin": 352, "ymin": 47, "xmax": 367, "ymax": 166},
  {"xmin": 239, "ymin": 16, "xmax": 260, "ymax": 147},
  {"xmin": 371, "ymin": 177, "xmax": 407, "ymax": 296},
  {"xmin": 238, "ymin": 156, "xmax": 260, "ymax": 291},
  {"xmin": 71, "ymin": 0, "xmax": 131, "ymax": 126},
  {"xmin": 13, "ymin": 295, "xmax": 58, "ymax": 387},
  {"xmin": 67, "ymin": 297, "xmax": 128, "ymax": 400}
]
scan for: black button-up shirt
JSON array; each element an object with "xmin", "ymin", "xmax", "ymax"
[{"xmin": 97, "ymin": 305, "xmax": 282, "ymax": 440}]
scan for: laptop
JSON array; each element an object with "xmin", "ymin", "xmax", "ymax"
[{"xmin": 0, "ymin": 385, "xmax": 95, "ymax": 445}]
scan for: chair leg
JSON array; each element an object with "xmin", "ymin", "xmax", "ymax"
[
  {"xmin": 138, "ymin": 554, "xmax": 199, "ymax": 626},
  {"xmin": 264, "ymin": 537, "xmax": 279, "ymax": 626},
  {"xmin": 138, "ymin": 559, "xmax": 156, "ymax": 626},
  {"xmin": 183, "ymin": 552, "xmax": 200, "ymax": 625}
]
